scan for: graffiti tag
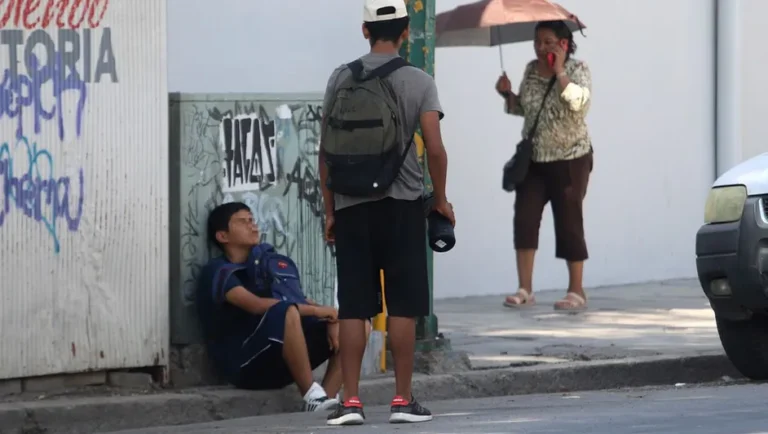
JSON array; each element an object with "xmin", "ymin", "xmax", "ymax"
[
  {"xmin": 0, "ymin": 52, "xmax": 87, "ymax": 141},
  {"xmin": 0, "ymin": 135, "xmax": 85, "ymax": 253},
  {"xmin": 219, "ymin": 113, "xmax": 278, "ymax": 193}
]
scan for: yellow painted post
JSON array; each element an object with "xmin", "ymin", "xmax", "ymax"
[{"xmin": 372, "ymin": 270, "xmax": 387, "ymax": 372}]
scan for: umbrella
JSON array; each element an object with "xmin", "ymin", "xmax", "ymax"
[{"xmin": 435, "ymin": 0, "xmax": 586, "ymax": 69}]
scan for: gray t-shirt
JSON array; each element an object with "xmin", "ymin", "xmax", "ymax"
[{"xmin": 322, "ymin": 52, "xmax": 443, "ymax": 211}]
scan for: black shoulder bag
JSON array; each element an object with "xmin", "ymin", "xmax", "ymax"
[{"xmin": 502, "ymin": 75, "xmax": 558, "ymax": 192}]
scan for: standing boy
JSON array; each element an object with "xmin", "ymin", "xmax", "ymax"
[{"xmin": 319, "ymin": 0, "xmax": 455, "ymax": 426}]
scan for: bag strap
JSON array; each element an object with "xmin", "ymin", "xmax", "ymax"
[
  {"xmin": 369, "ymin": 57, "xmax": 410, "ymax": 79},
  {"xmin": 346, "ymin": 57, "xmax": 411, "ymax": 82},
  {"xmin": 347, "ymin": 60, "xmax": 365, "ymax": 81},
  {"xmin": 525, "ymin": 76, "xmax": 558, "ymax": 140}
]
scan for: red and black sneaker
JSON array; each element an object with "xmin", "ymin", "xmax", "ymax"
[
  {"xmin": 326, "ymin": 397, "xmax": 365, "ymax": 426},
  {"xmin": 389, "ymin": 395, "xmax": 433, "ymax": 423}
]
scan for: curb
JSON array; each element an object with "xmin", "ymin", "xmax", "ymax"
[{"xmin": 0, "ymin": 352, "xmax": 739, "ymax": 434}]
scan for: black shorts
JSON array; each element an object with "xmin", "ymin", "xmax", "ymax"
[
  {"xmin": 232, "ymin": 302, "xmax": 331, "ymax": 390},
  {"xmin": 334, "ymin": 197, "xmax": 429, "ymax": 320}
]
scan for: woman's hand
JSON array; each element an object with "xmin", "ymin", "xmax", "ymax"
[
  {"xmin": 495, "ymin": 73, "xmax": 512, "ymax": 96},
  {"xmin": 549, "ymin": 45, "xmax": 567, "ymax": 75}
]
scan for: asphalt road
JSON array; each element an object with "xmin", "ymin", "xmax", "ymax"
[{"xmin": 108, "ymin": 382, "xmax": 768, "ymax": 433}]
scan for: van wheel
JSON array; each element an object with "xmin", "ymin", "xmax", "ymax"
[{"xmin": 716, "ymin": 314, "xmax": 768, "ymax": 380}]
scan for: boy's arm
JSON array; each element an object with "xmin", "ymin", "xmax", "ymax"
[
  {"xmin": 319, "ymin": 68, "xmax": 343, "ymax": 218},
  {"xmin": 225, "ymin": 286, "xmax": 279, "ymax": 315},
  {"xmin": 219, "ymin": 272, "xmax": 320, "ymax": 317},
  {"xmin": 225, "ymin": 287, "xmax": 321, "ymax": 317},
  {"xmin": 419, "ymin": 80, "xmax": 448, "ymax": 204}
]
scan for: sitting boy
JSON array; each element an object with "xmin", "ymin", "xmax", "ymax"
[{"xmin": 197, "ymin": 201, "xmax": 346, "ymax": 411}]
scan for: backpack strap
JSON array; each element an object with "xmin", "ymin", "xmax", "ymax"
[
  {"xmin": 347, "ymin": 60, "xmax": 366, "ymax": 81},
  {"xmin": 246, "ymin": 244, "xmax": 271, "ymax": 285},
  {"xmin": 368, "ymin": 57, "xmax": 411, "ymax": 79},
  {"xmin": 346, "ymin": 57, "xmax": 411, "ymax": 82}
]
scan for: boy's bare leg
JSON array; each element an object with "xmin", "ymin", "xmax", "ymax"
[
  {"xmin": 322, "ymin": 320, "xmax": 369, "ymax": 398},
  {"xmin": 282, "ymin": 305, "xmax": 313, "ymax": 396}
]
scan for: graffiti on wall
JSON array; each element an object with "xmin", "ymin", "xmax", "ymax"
[
  {"xmin": 219, "ymin": 109, "xmax": 278, "ymax": 192},
  {"xmin": 0, "ymin": 0, "xmax": 116, "ymax": 252},
  {"xmin": 177, "ymin": 98, "xmax": 336, "ymax": 307},
  {"xmin": 0, "ymin": 136, "xmax": 85, "ymax": 252}
]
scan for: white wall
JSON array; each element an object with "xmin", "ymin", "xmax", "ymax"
[
  {"xmin": 0, "ymin": 1, "xmax": 169, "ymax": 379},
  {"xmin": 167, "ymin": 0, "xmax": 367, "ymax": 93},
  {"xmin": 738, "ymin": 0, "xmax": 768, "ymax": 162},
  {"xmin": 168, "ymin": 0, "xmax": 715, "ymax": 299},
  {"xmin": 433, "ymin": 0, "xmax": 715, "ymax": 297}
]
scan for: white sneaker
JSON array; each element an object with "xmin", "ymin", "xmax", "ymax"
[{"xmin": 303, "ymin": 395, "xmax": 339, "ymax": 412}]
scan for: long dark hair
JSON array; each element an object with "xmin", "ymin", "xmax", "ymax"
[{"xmin": 535, "ymin": 20, "xmax": 577, "ymax": 59}]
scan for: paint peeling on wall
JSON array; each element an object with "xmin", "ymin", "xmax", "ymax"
[{"xmin": 170, "ymin": 94, "xmax": 335, "ymax": 344}]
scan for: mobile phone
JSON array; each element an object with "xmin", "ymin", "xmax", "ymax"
[{"xmin": 547, "ymin": 53, "xmax": 555, "ymax": 68}]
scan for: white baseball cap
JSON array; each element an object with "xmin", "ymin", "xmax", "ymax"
[{"xmin": 363, "ymin": 0, "xmax": 408, "ymax": 22}]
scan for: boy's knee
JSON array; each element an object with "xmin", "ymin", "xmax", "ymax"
[{"xmin": 285, "ymin": 303, "xmax": 300, "ymax": 325}]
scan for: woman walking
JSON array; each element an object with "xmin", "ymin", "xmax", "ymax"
[{"xmin": 496, "ymin": 20, "xmax": 592, "ymax": 311}]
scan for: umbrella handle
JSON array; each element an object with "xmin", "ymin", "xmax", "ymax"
[{"xmin": 493, "ymin": 26, "xmax": 505, "ymax": 71}]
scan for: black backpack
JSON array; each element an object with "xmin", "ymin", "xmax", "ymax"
[{"xmin": 322, "ymin": 57, "xmax": 412, "ymax": 196}]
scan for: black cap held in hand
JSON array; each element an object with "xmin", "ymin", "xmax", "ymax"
[{"xmin": 423, "ymin": 193, "xmax": 456, "ymax": 253}]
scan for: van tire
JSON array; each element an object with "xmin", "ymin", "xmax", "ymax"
[{"xmin": 716, "ymin": 314, "xmax": 768, "ymax": 380}]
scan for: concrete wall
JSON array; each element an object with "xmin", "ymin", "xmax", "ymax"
[
  {"xmin": 435, "ymin": 0, "xmax": 715, "ymax": 296},
  {"xmin": 166, "ymin": 0, "xmax": 735, "ymax": 299},
  {"xmin": 169, "ymin": 94, "xmax": 336, "ymax": 344},
  {"xmin": 729, "ymin": 0, "xmax": 768, "ymax": 165},
  {"xmin": 0, "ymin": 0, "xmax": 169, "ymax": 379}
]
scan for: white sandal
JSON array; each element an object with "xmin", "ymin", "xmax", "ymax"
[
  {"xmin": 503, "ymin": 288, "xmax": 536, "ymax": 308},
  {"xmin": 553, "ymin": 292, "xmax": 587, "ymax": 311}
]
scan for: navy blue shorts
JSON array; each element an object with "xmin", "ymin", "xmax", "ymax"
[{"xmin": 232, "ymin": 301, "xmax": 331, "ymax": 390}]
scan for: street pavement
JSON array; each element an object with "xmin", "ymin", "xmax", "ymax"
[
  {"xmin": 1, "ymin": 279, "xmax": 735, "ymax": 434},
  {"xmin": 437, "ymin": 278, "xmax": 720, "ymax": 369},
  {"xmin": 107, "ymin": 382, "xmax": 767, "ymax": 433}
]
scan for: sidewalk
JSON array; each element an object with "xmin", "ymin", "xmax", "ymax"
[
  {"xmin": 438, "ymin": 278, "xmax": 721, "ymax": 369},
  {"xmin": 0, "ymin": 279, "xmax": 737, "ymax": 434}
]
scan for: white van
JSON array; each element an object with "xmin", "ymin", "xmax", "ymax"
[{"xmin": 696, "ymin": 153, "xmax": 768, "ymax": 380}]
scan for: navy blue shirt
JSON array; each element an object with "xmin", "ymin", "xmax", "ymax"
[{"xmin": 196, "ymin": 248, "xmax": 270, "ymax": 377}]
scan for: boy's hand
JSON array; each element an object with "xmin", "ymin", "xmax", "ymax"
[
  {"xmin": 327, "ymin": 321, "xmax": 340, "ymax": 352},
  {"xmin": 325, "ymin": 215, "xmax": 335, "ymax": 244},
  {"xmin": 434, "ymin": 199, "xmax": 456, "ymax": 227},
  {"xmin": 314, "ymin": 306, "xmax": 338, "ymax": 322}
]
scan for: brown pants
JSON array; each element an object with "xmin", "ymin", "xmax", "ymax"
[{"xmin": 514, "ymin": 153, "xmax": 592, "ymax": 261}]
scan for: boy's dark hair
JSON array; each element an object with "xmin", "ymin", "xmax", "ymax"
[
  {"xmin": 535, "ymin": 20, "xmax": 578, "ymax": 59},
  {"xmin": 207, "ymin": 202, "xmax": 250, "ymax": 248},
  {"xmin": 365, "ymin": 16, "xmax": 410, "ymax": 46}
]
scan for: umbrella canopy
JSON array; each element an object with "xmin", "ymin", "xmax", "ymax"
[{"xmin": 436, "ymin": 0, "xmax": 585, "ymax": 48}]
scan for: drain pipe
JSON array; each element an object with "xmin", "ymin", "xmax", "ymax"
[{"xmin": 715, "ymin": 0, "xmax": 742, "ymax": 177}]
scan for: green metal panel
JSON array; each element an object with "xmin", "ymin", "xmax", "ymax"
[
  {"xmin": 169, "ymin": 93, "xmax": 335, "ymax": 344},
  {"xmin": 399, "ymin": 0, "xmax": 443, "ymax": 344},
  {"xmin": 400, "ymin": 0, "xmax": 436, "ymax": 77}
]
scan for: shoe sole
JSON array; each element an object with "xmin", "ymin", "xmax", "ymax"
[
  {"xmin": 327, "ymin": 413, "xmax": 365, "ymax": 426},
  {"xmin": 553, "ymin": 304, "xmax": 587, "ymax": 311},
  {"xmin": 389, "ymin": 413, "xmax": 433, "ymax": 423},
  {"xmin": 503, "ymin": 301, "xmax": 536, "ymax": 308}
]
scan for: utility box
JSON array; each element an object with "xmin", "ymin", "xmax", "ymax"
[{"xmin": 168, "ymin": 93, "xmax": 336, "ymax": 344}]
